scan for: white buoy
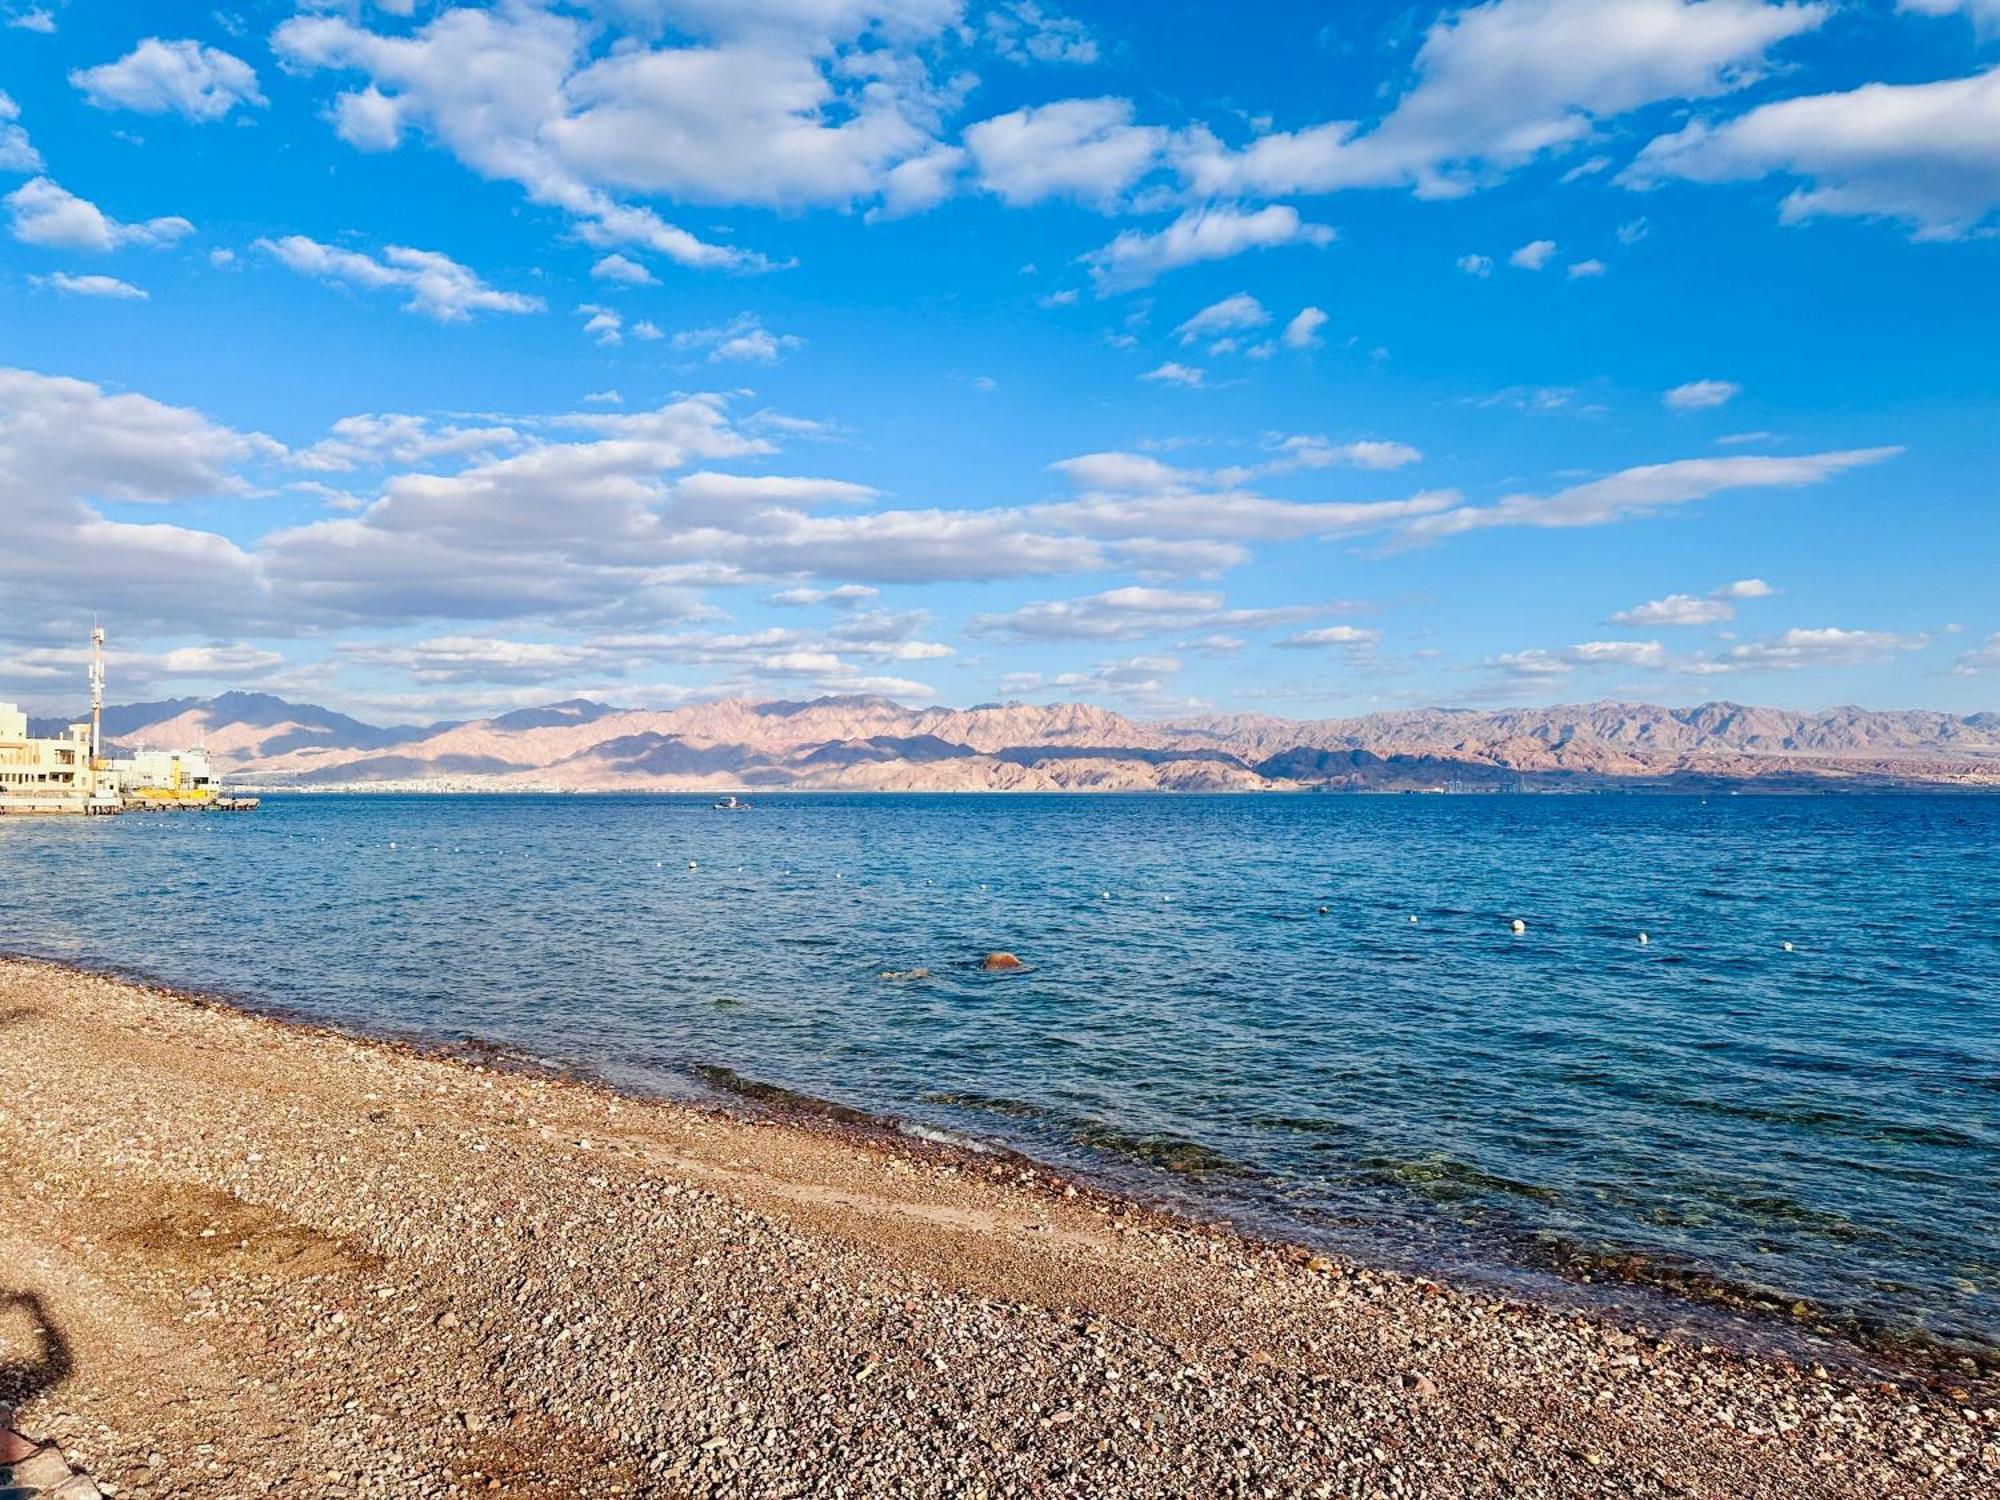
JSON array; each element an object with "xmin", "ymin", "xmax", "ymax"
[
  {"xmin": 1510, "ymin": 918, "xmax": 1527, "ymax": 935},
  {"xmin": 1100, "ymin": 891, "xmax": 1111, "ymax": 900},
  {"xmin": 687, "ymin": 860, "xmax": 698, "ymax": 869},
  {"xmin": 1782, "ymin": 941, "xmax": 1794, "ymax": 952},
  {"xmin": 1317, "ymin": 905, "xmax": 1330, "ymax": 915},
  {"xmin": 1638, "ymin": 932, "xmax": 1649, "ymax": 945},
  {"xmin": 1409, "ymin": 915, "xmax": 1418, "ymax": 924},
  {"xmin": 388, "ymin": 841, "xmax": 396, "ymax": 849}
]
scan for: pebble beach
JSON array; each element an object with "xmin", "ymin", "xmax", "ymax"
[{"xmin": 0, "ymin": 956, "xmax": 1992, "ymax": 1498}]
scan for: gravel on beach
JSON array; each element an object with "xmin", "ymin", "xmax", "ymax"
[{"xmin": 0, "ymin": 957, "xmax": 1991, "ymax": 1498}]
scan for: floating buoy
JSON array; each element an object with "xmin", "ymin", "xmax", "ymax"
[
  {"xmin": 981, "ymin": 951, "xmax": 1025, "ymax": 972},
  {"xmin": 388, "ymin": 841, "xmax": 396, "ymax": 849},
  {"xmin": 687, "ymin": 860, "xmax": 698, "ymax": 869},
  {"xmin": 1781, "ymin": 941, "xmax": 1794, "ymax": 952},
  {"xmin": 1510, "ymin": 918, "xmax": 1527, "ymax": 935},
  {"xmin": 1317, "ymin": 905, "xmax": 1330, "ymax": 915},
  {"xmin": 1100, "ymin": 891, "xmax": 1111, "ymax": 900},
  {"xmin": 1409, "ymin": 915, "xmax": 1418, "ymax": 924},
  {"xmin": 1638, "ymin": 932, "xmax": 1649, "ymax": 945}
]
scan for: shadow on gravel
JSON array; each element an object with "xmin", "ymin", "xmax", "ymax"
[
  {"xmin": 0, "ymin": 1008, "xmax": 38, "ymax": 1030},
  {"xmin": 0, "ymin": 1291, "xmax": 73, "ymax": 1407}
]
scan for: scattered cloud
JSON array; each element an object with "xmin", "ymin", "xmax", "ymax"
[
  {"xmin": 1510, "ymin": 238, "xmax": 1556, "ymax": 270},
  {"xmin": 671, "ymin": 315, "xmax": 804, "ymax": 364},
  {"xmin": 0, "ymin": 91, "xmax": 41, "ymax": 172},
  {"xmin": 970, "ymin": 586, "xmax": 1346, "ymax": 643},
  {"xmin": 1952, "ymin": 632, "xmax": 2000, "ymax": 676},
  {"xmin": 70, "ymin": 37, "xmax": 265, "ymax": 122},
  {"xmin": 1274, "ymin": 625, "xmax": 1382, "ymax": 650},
  {"xmin": 1609, "ymin": 576, "xmax": 1775, "ymax": 626},
  {"xmin": 1281, "ymin": 306, "xmax": 1328, "ymax": 349},
  {"xmin": 1567, "ymin": 258, "xmax": 1606, "ymax": 278},
  {"xmin": 1457, "ymin": 253, "xmax": 1493, "ymax": 277},
  {"xmin": 255, "ymin": 235, "xmax": 543, "ymax": 322},
  {"xmin": 1173, "ymin": 292, "xmax": 1267, "ymax": 344},
  {"xmin": 590, "ymin": 252, "xmax": 656, "ymax": 285},
  {"xmin": 1665, "ymin": 378, "xmax": 1742, "ymax": 410},
  {"xmin": 965, "ymin": 97, "xmax": 1166, "ymax": 209},
  {"xmin": 6, "ymin": 8, "xmax": 54, "ymax": 34},
  {"xmin": 1398, "ymin": 448, "xmax": 1900, "ymax": 544},
  {"xmin": 32, "ymin": 271, "xmax": 147, "ymax": 299},
  {"xmin": 1172, "ymin": 0, "xmax": 1826, "ymax": 201},
  {"xmin": 1140, "ymin": 361, "xmax": 1206, "ymax": 388},
  {"xmin": 985, "ymin": 2, "xmax": 1100, "ymax": 65},
  {"xmin": 1627, "ymin": 64, "xmax": 2000, "ymax": 240},
  {"xmin": 5, "ymin": 177, "xmax": 192, "ymax": 251},
  {"xmin": 1722, "ymin": 626, "xmax": 1928, "ymax": 669},
  {"xmin": 1085, "ymin": 204, "xmax": 1334, "ymax": 292}
]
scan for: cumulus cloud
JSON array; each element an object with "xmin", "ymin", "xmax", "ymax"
[
  {"xmin": 1664, "ymin": 378, "xmax": 1741, "ymax": 410},
  {"xmin": 70, "ymin": 38, "xmax": 265, "ymax": 121},
  {"xmin": 1085, "ymin": 204, "xmax": 1334, "ymax": 292},
  {"xmin": 1722, "ymin": 626, "xmax": 1929, "ymax": 669},
  {"xmin": 965, "ymin": 98, "xmax": 1166, "ymax": 209},
  {"xmin": 1274, "ymin": 625, "xmax": 1382, "ymax": 650},
  {"xmin": 984, "ymin": 2, "xmax": 1099, "ymax": 65},
  {"xmin": 254, "ymin": 235, "xmax": 544, "ymax": 322},
  {"xmin": 1510, "ymin": 238, "xmax": 1557, "ymax": 270},
  {"xmin": 0, "ymin": 91, "xmax": 41, "ymax": 172},
  {"xmin": 1457, "ymin": 253, "xmax": 1493, "ymax": 277},
  {"xmin": 671, "ymin": 315, "xmax": 804, "ymax": 363},
  {"xmin": 1397, "ymin": 448, "xmax": 1899, "ymax": 544},
  {"xmin": 1610, "ymin": 577, "xmax": 1775, "ymax": 626},
  {"xmin": 1627, "ymin": 65, "xmax": 2000, "ymax": 240},
  {"xmin": 999, "ymin": 653, "xmax": 1193, "ymax": 710},
  {"xmin": 32, "ymin": 272, "xmax": 147, "ymax": 299},
  {"xmin": 1567, "ymin": 258, "xmax": 1606, "ymax": 278},
  {"xmin": 1174, "ymin": 0, "xmax": 1825, "ymax": 201},
  {"xmin": 1281, "ymin": 306, "xmax": 1329, "ymax": 349},
  {"xmin": 1140, "ymin": 361, "xmax": 1206, "ymax": 388},
  {"xmin": 1952, "ymin": 632, "xmax": 2000, "ymax": 676},
  {"xmin": 1173, "ymin": 292, "xmax": 1268, "ymax": 344},
  {"xmin": 590, "ymin": 252, "xmax": 656, "ymax": 285},
  {"xmin": 5, "ymin": 177, "xmax": 192, "ymax": 251},
  {"xmin": 272, "ymin": 0, "xmax": 961, "ymax": 261}
]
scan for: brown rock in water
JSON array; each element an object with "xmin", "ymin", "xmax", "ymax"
[{"xmin": 980, "ymin": 952, "xmax": 1026, "ymax": 972}]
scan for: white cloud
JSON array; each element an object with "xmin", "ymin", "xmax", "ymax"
[
  {"xmin": 7, "ymin": 8, "xmax": 55, "ymax": 33},
  {"xmin": 1173, "ymin": 292, "xmax": 1268, "ymax": 344},
  {"xmin": 965, "ymin": 98, "xmax": 1166, "ymax": 209},
  {"xmin": 768, "ymin": 583, "xmax": 879, "ymax": 607},
  {"xmin": 1665, "ymin": 378, "xmax": 1741, "ymax": 410},
  {"xmin": 1457, "ymin": 252, "xmax": 1493, "ymax": 277},
  {"xmin": 1000, "ymin": 653, "xmax": 1192, "ymax": 709},
  {"xmin": 5, "ymin": 177, "xmax": 192, "ymax": 251},
  {"xmin": 1281, "ymin": 306, "xmax": 1328, "ymax": 349},
  {"xmin": 1510, "ymin": 238, "xmax": 1557, "ymax": 270},
  {"xmin": 273, "ymin": 0, "xmax": 959, "ymax": 260},
  {"xmin": 1610, "ymin": 579, "xmax": 1772, "ymax": 626},
  {"xmin": 1173, "ymin": 0, "xmax": 1825, "ymax": 200},
  {"xmin": 985, "ymin": 2, "xmax": 1099, "ymax": 65},
  {"xmin": 0, "ymin": 91, "xmax": 41, "ymax": 172},
  {"xmin": 294, "ymin": 413, "xmax": 525, "ymax": 474},
  {"xmin": 583, "ymin": 389, "xmax": 624, "ymax": 405},
  {"xmin": 70, "ymin": 38, "xmax": 265, "ymax": 122},
  {"xmin": 254, "ymin": 235, "xmax": 544, "ymax": 322},
  {"xmin": 32, "ymin": 272, "xmax": 147, "ymax": 300},
  {"xmin": 591, "ymin": 252, "xmax": 656, "ymax": 285},
  {"xmin": 672, "ymin": 315, "xmax": 804, "ymax": 363},
  {"xmin": 1723, "ymin": 626, "xmax": 1928, "ymax": 669},
  {"xmin": 1399, "ymin": 448, "xmax": 1900, "ymax": 543},
  {"xmin": 1086, "ymin": 204, "xmax": 1335, "ymax": 292},
  {"xmin": 1274, "ymin": 625, "xmax": 1382, "ymax": 650},
  {"xmin": 1952, "ymin": 632, "xmax": 2000, "ymax": 676},
  {"xmin": 1140, "ymin": 362, "xmax": 1206, "ymax": 388},
  {"xmin": 970, "ymin": 586, "xmax": 1342, "ymax": 643},
  {"xmin": 1567, "ymin": 258, "xmax": 1606, "ymax": 278},
  {"xmin": 1627, "ymin": 65, "xmax": 2000, "ymax": 240}
]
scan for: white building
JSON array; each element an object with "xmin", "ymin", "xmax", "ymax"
[
  {"xmin": 107, "ymin": 746, "xmax": 222, "ymax": 805},
  {"xmin": 0, "ymin": 703, "xmax": 104, "ymax": 814}
]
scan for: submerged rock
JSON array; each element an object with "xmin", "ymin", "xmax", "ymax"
[
  {"xmin": 980, "ymin": 952, "xmax": 1026, "ymax": 972},
  {"xmin": 879, "ymin": 967, "xmax": 932, "ymax": 982}
]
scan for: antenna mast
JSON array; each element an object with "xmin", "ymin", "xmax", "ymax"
[{"xmin": 90, "ymin": 625, "xmax": 105, "ymax": 764}]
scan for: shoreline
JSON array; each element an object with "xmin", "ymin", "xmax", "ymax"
[
  {"xmin": 1, "ymin": 954, "xmax": 1993, "ymax": 1495},
  {"xmin": 7, "ymin": 947, "xmax": 1994, "ymax": 1391}
]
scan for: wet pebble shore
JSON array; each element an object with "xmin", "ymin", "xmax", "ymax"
[{"xmin": 0, "ymin": 957, "xmax": 1992, "ymax": 1497}]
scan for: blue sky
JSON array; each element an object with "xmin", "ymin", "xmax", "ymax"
[{"xmin": 2, "ymin": 0, "xmax": 1996, "ymax": 722}]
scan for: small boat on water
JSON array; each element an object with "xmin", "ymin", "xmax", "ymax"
[{"xmin": 712, "ymin": 795, "xmax": 752, "ymax": 811}]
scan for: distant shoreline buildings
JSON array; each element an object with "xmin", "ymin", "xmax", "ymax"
[{"xmin": 0, "ymin": 631, "xmax": 248, "ymax": 815}]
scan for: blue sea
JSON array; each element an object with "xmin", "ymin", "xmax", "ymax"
[{"xmin": 5, "ymin": 793, "xmax": 1995, "ymax": 1363}]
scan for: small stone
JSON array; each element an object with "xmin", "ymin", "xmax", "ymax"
[{"xmin": 980, "ymin": 952, "xmax": 1025, "ymax": 972}]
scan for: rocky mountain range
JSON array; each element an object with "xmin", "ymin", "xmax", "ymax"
[{"xmin": 52, "ymin": 692, "xmax": 2000, "ymax": 793}]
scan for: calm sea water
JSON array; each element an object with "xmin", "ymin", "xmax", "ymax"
[{"xmin": 5, "ymin": 793, "xmax": 1996, "ymax": 1359}]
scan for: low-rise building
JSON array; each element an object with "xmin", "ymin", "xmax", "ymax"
[{"xmin": 0, "ymin": 703, "xmax": 105, "ymax": 813}]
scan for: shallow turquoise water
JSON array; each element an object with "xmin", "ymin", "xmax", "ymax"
[{"xmin": 5, "ymin": 793, "xmax": 1995, "ymax": 1356}]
